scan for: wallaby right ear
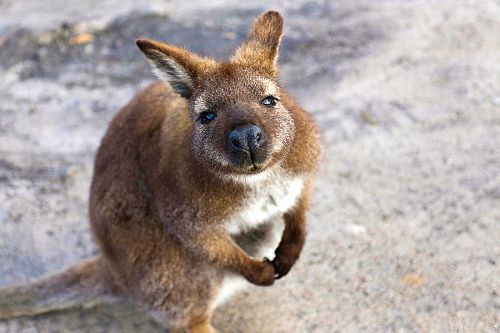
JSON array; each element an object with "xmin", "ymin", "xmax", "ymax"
[
  {"xmin": 231, "ymin": 11, "xmax": 284, "ymax": 76},
  {"xmin": 136, "ymin": 39, "xmax": 215, "ymax": 99}
]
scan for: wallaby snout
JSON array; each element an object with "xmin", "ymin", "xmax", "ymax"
[{"xmin": 228, "ymin": 124, "xmax": 268, "ymax": 170}]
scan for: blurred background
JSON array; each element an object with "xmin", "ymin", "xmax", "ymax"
[{"xmin": 0, "ymin": 0, "xmax": 499, "ymax": 332}]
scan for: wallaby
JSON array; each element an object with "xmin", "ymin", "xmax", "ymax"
[{"xmin": 0, "ymin": 10, "xmax": 321, "ymax": 333}]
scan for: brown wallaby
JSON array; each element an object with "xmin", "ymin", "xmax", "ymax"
[{"xmin": 0, "ymin": 11, "xmax": 321, "ymax": 333}]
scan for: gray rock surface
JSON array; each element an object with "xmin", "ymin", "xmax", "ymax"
[{"xmin": 0, "ymin": 0, "xmax": 499, "ymax": 332}]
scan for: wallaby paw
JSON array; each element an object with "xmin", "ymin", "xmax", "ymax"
[
  {"xmin": 243, "ymin": 259, "xmax": 275, "ymax": 286},
  {"xmin": 271, "ymin": 251, "xmax": 299, "ymax": 279}
]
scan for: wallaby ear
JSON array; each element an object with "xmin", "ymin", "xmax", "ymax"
[
  {"xmin": 231, "ymin": 11, "xmax": 284, "ymax": 75},
  {"xmin": 136, "ymin": 39, "xmax": 215, "ymax": 98}
]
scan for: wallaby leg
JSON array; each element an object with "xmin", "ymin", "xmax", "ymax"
[
  {"xmin": 170, "ymin": 316, "xmax": 217, "ymax": 333},
  {"xmin": 0, "ymin": 256, "xmax": 117, "ymax": 320},
  {"xmin": 189, "ymin": 317, "xmax": 218, "ymax": 333}
]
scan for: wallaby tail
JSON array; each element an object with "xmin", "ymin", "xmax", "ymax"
[{"xmin": 0, "ymin": 256, "xmax": 117, "ymax": 320}]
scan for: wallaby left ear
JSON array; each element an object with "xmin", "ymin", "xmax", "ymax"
[
  {"xmin": 136, "ymin": 39, "xmax": 215, "ymax": 99},
  {"xmin": 231, "ymin": 11, "xmax": 284, "ymax": 75}
]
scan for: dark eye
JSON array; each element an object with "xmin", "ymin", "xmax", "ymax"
[
  {"xmin": 261, "ymin": 96, "xmax": 278, "ymax": 107},
  {"xmin": 199, "ymin": 111, "xmax": 216, "ymax": 124}
]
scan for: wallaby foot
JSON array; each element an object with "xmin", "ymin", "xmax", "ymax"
[
  {"xmin": 169, "ymin": 317, "xmax": 217, "ymax": 333},
  {"xmin": 190, "ymin": 318, "xmax": 218, "ymax": 333}
]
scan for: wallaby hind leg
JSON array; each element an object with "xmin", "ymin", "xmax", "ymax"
[
  {"xmin": 0, "ymin": 256, "xmax": 117, "ymax": 320},
  {"xmin": 189, "ymin": 318, "xmax": 218, "ymax": 333},
  {"xmin": 170, "ymin": 317, "xmax": 218, "ymax": 333}
]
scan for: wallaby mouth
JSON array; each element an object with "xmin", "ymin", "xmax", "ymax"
[{"xmin": 229, "ymin": 152, "xmax": 269, "ymax": 173}]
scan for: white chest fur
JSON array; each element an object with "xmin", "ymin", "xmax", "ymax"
[
  {"xmin": 224, "ymin": 175, "xmax": 304, "ymax": 235},
  {"xmin": 214, "ymin": 174, "xmax": 304, "ymax": 308}
]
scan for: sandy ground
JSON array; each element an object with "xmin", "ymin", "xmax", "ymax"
[{"xmin": 0, "ymin": 0, "xmax": 499, "ymax": 332}]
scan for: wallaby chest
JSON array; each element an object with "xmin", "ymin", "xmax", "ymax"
[{"xmin": 224, "ymin": 175, "xmax": 304, "ymax": 235}]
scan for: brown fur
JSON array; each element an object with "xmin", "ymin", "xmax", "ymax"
[{"xmin": 0, "ymin": 11, "xmax": 321, "ymax": 332}]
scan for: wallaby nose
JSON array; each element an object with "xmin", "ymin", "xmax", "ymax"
[
  {"xmin": 229, "ymin": 125, "xmax": 264, "ymax": 152},
  {"xmin": 228, "ymin": 124, "xmax": 267, "ymax": 167}
]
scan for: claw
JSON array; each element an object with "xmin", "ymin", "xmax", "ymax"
[{"xmin": 265, "ymin": 257, "xmax": 283, "ymax": 278}]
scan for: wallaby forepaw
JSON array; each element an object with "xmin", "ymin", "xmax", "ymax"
[
  {"xmin": 244, "ymin": 259, "xmax": 275, "ymax": 286},
  {"xmin": 271, "ymin": 252, "xmax": 298, "ymax": 279}
]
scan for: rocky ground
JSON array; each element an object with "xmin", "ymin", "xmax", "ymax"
[{"xmin": 0, "ymin": 0, "xmax": 499, "ymax": 332}]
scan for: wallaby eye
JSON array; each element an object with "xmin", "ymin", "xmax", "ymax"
[
  {"xmin": 199, "ymin": 111, "xmax": 216, "ymax": 124},
  {"xmin": 261, "ymin": 96, "xmax": 278, "ymax": 107}
]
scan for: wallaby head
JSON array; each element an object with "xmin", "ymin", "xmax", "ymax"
[{"xmin": 136, "ymin": 11, "xmax": 295, "ymax": 179}]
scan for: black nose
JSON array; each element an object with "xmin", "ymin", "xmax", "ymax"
[
  {"xmin": 229, "ymin": 125, "xmax": 264, "ymax": 152},
  {"xmin": 228, "ymin": 124, "xmax": 267, "ymax": 167}
]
